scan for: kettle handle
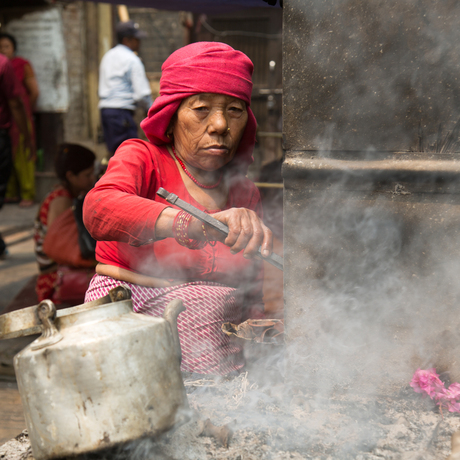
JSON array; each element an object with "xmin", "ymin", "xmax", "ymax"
[
  {"xmin": 0, "ymin": 287, "xmax": 130, "ymax": 341},
  {"xmin": 30, "ymin": 300, "xmax": 64, "ymax": 351},
  {"xmin": 163, "ymin": 299, "xmax": 185, "ymax": 364}
]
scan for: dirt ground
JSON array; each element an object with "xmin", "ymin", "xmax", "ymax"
[
  {"xmin": 0, "ymin": 220, "xmax": 37, "ymax": 313},
  {"xmin": 0, "ymin": 379, "xmax": 26, "ymax": 447},
  {"xmin": 1, "ymin": 345, "xmax": 460, "ymax": 460}
]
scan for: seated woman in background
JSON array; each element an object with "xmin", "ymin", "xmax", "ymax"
[
  {"xmin": 83, "ymin": 42, "xmax": 273, "ymax": 376},
  {"xmin": 35, "ymin": 143, "xmax": 96, "ymax": 305}
]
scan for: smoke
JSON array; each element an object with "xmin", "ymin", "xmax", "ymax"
[
  {"xmin": 283, "ymin": 0, "xmax": 460, "ymax": 391},
  {"xmin": 284, "ymin": 155, "xmax": 460, "ymax": 391},
  {"xmin": 264, "ymin": 2, "xmax": 460, "ymax": 455},
  {"xmin": 73, "ymin": 177, "xmax": 460, "ymax": 454}
]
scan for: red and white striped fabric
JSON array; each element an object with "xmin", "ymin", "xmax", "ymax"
[{"xmin": 85, "ymin": 274, "xmax": 245, "ymax": 375}]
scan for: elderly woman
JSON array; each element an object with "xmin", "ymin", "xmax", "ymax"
[{"xmin": 83, "ymin": 42, "xmax": 273, "ymax": 376}]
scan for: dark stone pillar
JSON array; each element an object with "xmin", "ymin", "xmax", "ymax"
[
  {"xmin": 284, "ymin": 0, "xmax": 460, "ymax": 152},
  {"xmin": 282, "ymin": 0, "xmax": 460, "ymax": 392}
]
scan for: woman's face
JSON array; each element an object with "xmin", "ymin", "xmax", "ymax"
[
  {"xmin": 171, "ymin": 93, "xmax": 248, "ymax": 172},
  {"xmin": 67, "ymin": 165, "xmax": 96, "ymax": 196},
  {"xmin": 0, "ymin": 38, "xmax": 15, "ymax": 59}
]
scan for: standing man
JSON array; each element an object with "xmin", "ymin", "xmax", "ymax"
[
  {"xmin": 98, "ymin": 20, "xmax": 153, "ymax": 157},
  {"xmin": 0, "ymin": 53, "xmax": 33, "ymax": 257}
]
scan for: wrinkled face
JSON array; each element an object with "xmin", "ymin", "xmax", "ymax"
[
  {"xmin": 171, "ymin": 93, "xmax": 248, "ymax": 172},
  {"xmin": 67, "ymin": 165, "xmax": 95, "ymax": 195},
  {"xmin": 0, "ymin": 38, "xmax": 15, "ymax": 60}
]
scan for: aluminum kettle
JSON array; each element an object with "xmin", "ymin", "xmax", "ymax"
[{"xmin": 0, "ymin": 287, "xmax": 188, "ymax": 460}]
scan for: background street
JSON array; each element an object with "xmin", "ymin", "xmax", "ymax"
[
  {"xmin": 0, "ymin": 202, "xmax": 37, "ymax": 312},
  {"xmin": 0, "ymin": 203, "xmax": 37, "ymax": 444}
]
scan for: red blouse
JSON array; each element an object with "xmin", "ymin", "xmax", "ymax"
[{"xmin": 83, "ymin": 140, "xmax": 265, "ymax": 309}]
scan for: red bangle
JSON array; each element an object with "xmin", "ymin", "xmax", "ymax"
[
  {"xmin": 173, "ymin": 211, "xmax": 207, "ymax": 249},
  {"xmin": 201, "ymin": 223, "xmax": 216, "ymax": 247}
]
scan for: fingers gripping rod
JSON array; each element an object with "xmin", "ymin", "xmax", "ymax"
[{"xmin": 157, "ymin": 187, "xmax": 284, "ymax": 271}]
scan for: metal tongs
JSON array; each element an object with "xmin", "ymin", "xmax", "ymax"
[{"xmin": 157, "ymin": 187, "xmax": 284, "ymax": 271}]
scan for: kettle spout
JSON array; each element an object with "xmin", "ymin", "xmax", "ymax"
[{"xmin": 163, "ymin": 299, "xmax": 185, "ymax": 364}]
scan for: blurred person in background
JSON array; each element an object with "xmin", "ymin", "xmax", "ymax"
[
  {"xmin": 0, "ymin": 53, "xmax": 33, "ymax": 257},
  {"xmin": 0, "ymin": 32, "xmax": 39, "ymax": 208},
  {"xmin": 34, "ymin": 144, "xmax": 96, "ymax": 304},
  {"xmin": 98, "ymin": 20, "xmax": 152, "ymax": 157}
]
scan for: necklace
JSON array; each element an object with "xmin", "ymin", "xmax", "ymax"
[{"xmin": 172, "ymin": 145, "xmax": 223, "ymax": 189}]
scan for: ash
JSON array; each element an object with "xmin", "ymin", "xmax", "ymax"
[
  {"xmin": 172, "ymin": 367, "xmax": 460, "ymax": 460},
  {"xmin": 2, "ymin": 348, "xmax": 459, "ymax": 460}
]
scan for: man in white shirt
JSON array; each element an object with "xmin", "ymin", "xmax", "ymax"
[{"xmin": 98, "ymin": 21, "xmax": 153, "ymax": 157}]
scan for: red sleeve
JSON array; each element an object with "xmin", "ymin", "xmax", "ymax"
[{"xmin": 83, "ymin": 140, "xmax": 169, "ymax": 246}]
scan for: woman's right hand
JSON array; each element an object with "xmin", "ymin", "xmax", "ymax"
[
  {"xmin": 156, "ymin": 207, "xmax": 273, "ymax": 259},
  {"xmin": 202, "ymin": 207, "xmax": 273, "ymax": 259}
]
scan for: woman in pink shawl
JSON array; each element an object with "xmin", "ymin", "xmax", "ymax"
[
  {"xmin": 0, "ymin": 32, "xmax": 39, "ymax": 207},
  {"xmin": 83, "ymin": 42, "xmax": 274, "ymax": 376}
]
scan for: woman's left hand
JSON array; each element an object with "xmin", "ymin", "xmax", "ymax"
[{"xmin": 204, "ymin": 207, "xmax": 273, "ymax": 259}]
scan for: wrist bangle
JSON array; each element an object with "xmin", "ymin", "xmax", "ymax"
[{"xmin": 173, "ymin": 211, "xmax": 207, "ymax": 249}]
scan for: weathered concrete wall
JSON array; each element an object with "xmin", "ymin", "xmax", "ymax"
[
  {"xmin": 61, "ymin": 2, "xmax": 89, "ymax": 143},
  {"xmin": 282, "ymin": 0, "xmax": 460, "ymax": 393},
  {"xmin": 129, "ymin": 8, "xmax": 185, "ymax": 75},
  {"xmin": 283, "ymin": 0, "xmax": 460, "ymax": 153}
]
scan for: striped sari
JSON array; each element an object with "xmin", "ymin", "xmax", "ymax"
[{"xmin": 85, "ymin": 274, "xmax": 245, "ymax": 375}]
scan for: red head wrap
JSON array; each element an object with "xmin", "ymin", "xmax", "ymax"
[{"xmin": 140, "ymin": 42, "xmax": 256, "ymax": 174}]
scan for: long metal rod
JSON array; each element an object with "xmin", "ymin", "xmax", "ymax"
[
  {"xmin": 254, "ymin": 182, "xmax": 283, "ymax": 188},
  {"xmin": 157, "ymin": 187, "xmax": 284, "ymax": 271}
]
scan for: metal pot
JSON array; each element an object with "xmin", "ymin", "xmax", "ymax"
[{"xmin": 0, "ymin": 287, "xmax": 188, "ymax": 460}]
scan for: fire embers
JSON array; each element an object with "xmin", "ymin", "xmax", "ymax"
[{"xmin": 221, "ymin": 319, "xmax": 284, "ymax": 344}]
